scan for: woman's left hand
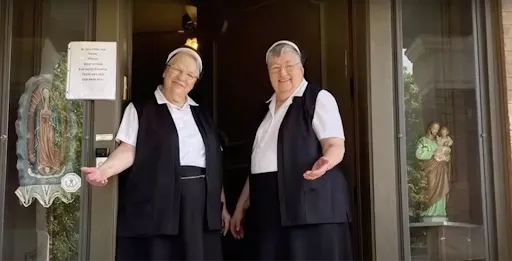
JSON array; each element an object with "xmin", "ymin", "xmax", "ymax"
[
  {"xmin": 221, "ymin": 203, "xmax": 231, "ymax": 236},
  {"xmin": 303, "ymin": 156, "xmax": 331, "ymax": 180}
]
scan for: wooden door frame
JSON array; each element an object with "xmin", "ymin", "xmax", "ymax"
[{"xmin": 95, "ymin": 0, "xmax": 406, "ymax": 260}]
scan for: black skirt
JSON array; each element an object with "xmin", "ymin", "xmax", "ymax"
[
  {"xmin": 116, "ymin": 166, "xmax": 223, "ymax": 261},
  {"xmin": 245, "ymin": 172, "xmax": 353, "ymax": 261}
]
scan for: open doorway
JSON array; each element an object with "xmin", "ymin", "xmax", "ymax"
[{"xmin": 130, "ymin": 0, "xmax": 361, "ymax": 259}]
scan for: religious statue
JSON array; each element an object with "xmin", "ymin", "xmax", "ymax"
[
  {"xmin": 415, "ymin": 122, "xmax": 453, "ymax": 222},
  {"xmin": 15, "ymin": 53, "xmax": 82, "ymax": 208},
  {"xmin": 28, "ymin": 86, "xmax": 62, "ymax": 175}
]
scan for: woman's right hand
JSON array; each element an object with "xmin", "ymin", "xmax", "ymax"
[
  {"xmin": 230, "ymin": 207, "xmax": 246, "ymax": 239},
  {"xmin": 81, "ymin": 167, "xmax": 108, "ymax": 186}
]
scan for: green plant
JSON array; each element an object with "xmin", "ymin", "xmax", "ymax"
[
  {"xmin": 46, "ymin": 52, "xmax": 83, "ymax": 261},
  {"xmin": 403, "ymin": 67, "xmax": 428, "ymax": 247},
  {"xmin": 46, "ymin": 198, "xmax": 80, "ymax": 261},
  {"xmin": 403, "ymin": 68, "xmax": 426, "ymax": 220}
]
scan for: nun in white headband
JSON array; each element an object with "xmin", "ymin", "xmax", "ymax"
[
  {"xmin": 230, "ymin": 40, "xmax": 353, "ymax": 260},
  {"xmin": 81, "ymin": 46, "xmax": 230, "ymax": 261}
]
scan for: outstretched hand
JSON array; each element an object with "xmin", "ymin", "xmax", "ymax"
[
  {"xmin": 81, "ymin": 167, "xmax": 108, "ymax": 186},
  {"xmin": 303, "ymin": 157, "xmax": 331, "ymax": 180}
]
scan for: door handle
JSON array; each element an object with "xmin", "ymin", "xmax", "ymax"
[{"xmin": 0, "ymin": 134, "xmax": 6, "ymax": 140}]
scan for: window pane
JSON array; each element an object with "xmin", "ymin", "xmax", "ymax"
[
  {"xmin": 2, "ymin": 1, "xmax": 89, "ymax": 260},
  {"xmin": 400, "ymin": 0, "xmax": 487, "ymax": 260}
]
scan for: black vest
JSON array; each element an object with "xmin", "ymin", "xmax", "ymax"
[
  {"xmin": 258, "ymin": 84, "xmax": 351, "ymax": 226},
  {"xmin": 117, "ymin": 97, "xmax": 223, "ymax": 237}
]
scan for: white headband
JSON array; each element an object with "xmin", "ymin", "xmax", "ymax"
[
  {"xmin": 165, "ymin": 47, "xmax": 203, "ymax": 73},
  {"xmin": 265, "ymin": 40, "xmax": 302, "ymax": 63}
]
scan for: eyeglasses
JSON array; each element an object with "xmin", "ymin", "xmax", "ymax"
[
  {"xmin": 167, "ymin": 65, "xmax": 199, "ymax": 80},
  {"xmin": 269, "ymin": 62, "xmax": 301, "ymax": 75}
]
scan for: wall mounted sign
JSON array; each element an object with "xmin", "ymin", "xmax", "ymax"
[{"xmin": 66, "ymin": 41, "xmax": 117, "ymax": 100}]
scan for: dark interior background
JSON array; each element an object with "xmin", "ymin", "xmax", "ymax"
[{"xmin": 130, "ymin": 0, "xmax": 357, "ymax": 259}]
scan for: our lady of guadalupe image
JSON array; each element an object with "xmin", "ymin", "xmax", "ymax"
[{"xmin": 15, "ymin": 53, "xmax": 82, "ymax": 208}]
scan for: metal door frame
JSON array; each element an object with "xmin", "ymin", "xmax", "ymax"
[
  {"xmin": 88, "ymin": 0, "xmax": 131, "ymax": 260},
  {"xmin": 483, "ymin": 0, "xmax": 512, "ymax": 258},
  {"xmin": 79, "ymin": 0, "xmax": 97, "ymax": 259},
  {"xmin": 0, "ymin": 0, "xmax": 12, "ymax": 257}
]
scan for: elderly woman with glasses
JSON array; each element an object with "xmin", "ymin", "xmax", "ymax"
[
  {"xmin": 230, "ymin": 40, "xmax": 353, "ymax": 260},
  {"xmin": 81, "ymin": 46, "xmax": 230, "ymax": 261}
]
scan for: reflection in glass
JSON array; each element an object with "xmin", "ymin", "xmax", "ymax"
[
  {"xmin": 2, "ymin": 0, "xmax": 88, "ymax": 260},
  {"xmin": 400, "ymin": 0, "xmax": 487, "ymax": 260}
]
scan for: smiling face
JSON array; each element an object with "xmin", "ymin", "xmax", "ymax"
[
  {"xmin": 162, "ymin": 52, "xmax": 199, "ymax": 96},
  {"xmin": 267, "ymin": 48, "xmax": 304, "ymax": 96}
]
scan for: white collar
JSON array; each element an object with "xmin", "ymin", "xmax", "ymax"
[
  {"xmin": 154, "ymin": 85, "xmax": 198, "ymax": 108},
  {"xmin": 266, "ymin": 79, "xmax": 308, "ymax": 103}
]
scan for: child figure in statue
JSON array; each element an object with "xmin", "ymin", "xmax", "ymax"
[{"xmin": 434, "ymin": 126, "xmax": 453, "ymax": 163}]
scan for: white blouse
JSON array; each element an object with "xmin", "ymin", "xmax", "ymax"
[
  {"xmin": 115, "ymin": 87, "xmax": 206, "ymax": 168},
  {"xmin": 251, "ymin": 80, "xmax": 345, "ymax": 174}
]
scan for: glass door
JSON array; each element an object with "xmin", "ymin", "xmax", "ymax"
[
  {"xmin": 397, "ymin": 0, "xmax": 494, "ymax": 260},
  {"xmin": 0, "ymin": 0, "xmax": 93, "ymax": 260}
]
